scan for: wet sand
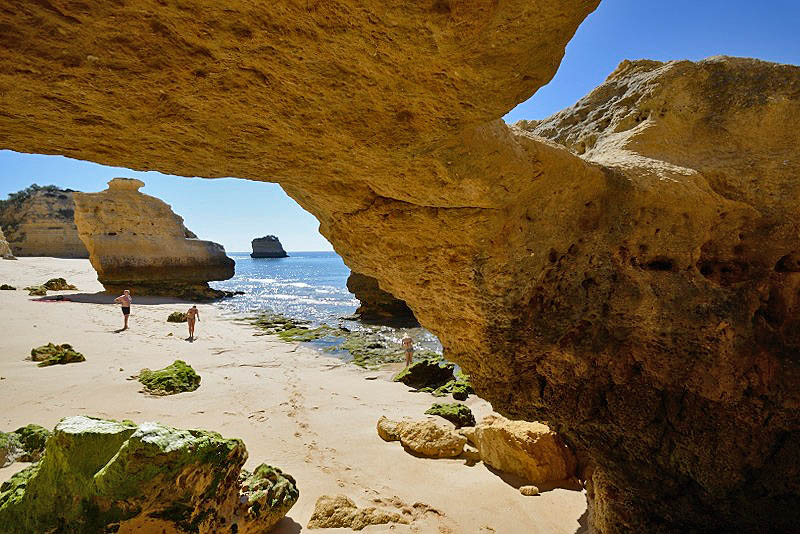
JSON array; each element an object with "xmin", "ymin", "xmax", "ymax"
[{"xmin": 0, "ymin": 257, "xmax": 587, "ymax": 533}]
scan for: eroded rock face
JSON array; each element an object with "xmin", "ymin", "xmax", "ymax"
[
  {"xmin": 347, "ymin": 272, "xmax": 417, "ymax": 325},
  {"xmin": 0, "ymin": 186, "xmax": 87, "ymax": 258},
  {"xmin": 0, "ymin": 416, "xmax": 298, "ymax": 533},
  {"xmin": 1, "ymin": 1, "xmax": 797, "ymax": 530},
  {"xmin": 377, "ymin": 416, "xmax": 466, "ymax": 458},
  {"xmin": 0, "ymin": 226, "xmax": 14, "ymax": 259},
  {"xmin": 72, "ymin": 178, "xmax": 234, "ymax": 299},
  {"xmin": 250, "ymin": 235, "xmax": 288, "ymax": 258}
]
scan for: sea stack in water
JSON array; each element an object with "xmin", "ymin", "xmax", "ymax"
[
  {"xmin": 347, "ymin": 272, "xmax": 417, "ymax": 326},
  {"xmin": 0, "ymin": 226, "xmax": 15, "ymax": 260},
  {"xmin": 72, "ymin": 178, "xmax": 234, "ymax": 300},
  {"xmin": 0, "ymin": 185, "xmax": 88, "ymax": 258},
  {"xmin": 251, "ymin": 235, "xmax": 288, "ymax": 258}
]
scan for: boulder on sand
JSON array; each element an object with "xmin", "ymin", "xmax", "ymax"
[
  {"xmin": 376, "ymin": 416, "xmax": 466, "ymax": 458},
  {"xmin": 137, "ymin": 360, "xmax": 200, "ymax": 395},
  {"xmin": 0, "ymin": 424, "xmax": 50, "ymax": 467},
  {"xmin": 167, "ymin": 311, "xmax": 188, "ymax": 323},
  {"xmin": 472, "ymin": 414, "xmax": 576, "ymax": 485},
  {"xmin": 307, "ymin": 494, "xmax": 407, "ymax": 530},
  {"xmin": 0, "ymin": 416, "xmax": 298, "ymax": 534},
  {"xmin": 424, "ymin": 403, "xmax": 476, "ymax": 428},
  {"xmin": 393, "ymin": 358, "xmax": 454, "ymax": 390},
  {"xmin": 29, "ymin": 343, "xmax": 85, "ymax": 367}
]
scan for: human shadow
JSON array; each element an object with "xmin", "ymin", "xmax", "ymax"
[
  {"xmin": 269, "ymin": 517, "xmax": 302, "ymax": 534},
  {"xmin": 33, "ymin": 292, "xmax": 194, "ymax": 306},
  {"xmin": 574, "ymin": 508, "xmax": 590, "ymax": 534}
]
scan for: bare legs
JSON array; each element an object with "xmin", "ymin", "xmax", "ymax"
[
  {"xmin": 188, "ymin": 319, "xmax": 195, "ymax": 341},
  {"xmin": 123, "ymin": 312, "xmax": 129, "ymax": 330},
  {"xmin": 405, "ymin": 350, "xmax": 413, "ymax": 367}
]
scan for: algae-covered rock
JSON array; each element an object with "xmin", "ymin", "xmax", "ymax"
[
  {"xmin": 238, "ymin": 464, "xmax": 299, "ymax": 532},
  {"xmin": 24, "ymin": 285, "xmax": 46, "ymax": 296},
  {"xmin": 167, "ymin": 311, "xmax": 188, "ymax": 323},
  {"xmin": 307, "ymin": 494, "xmax": 408, "ymax": 530},
  {"xmin": 42, "ymin": 278, "xmax": 77, "ymax": 291},
  {"xmin": 138, "ymin": 360, "xmax": 200, "ymax": 395},
  {"xmin": 425, "ymin": 403, "xmax": 476, "ymax": 428},
  {"xmin": 393, "ymin": 357, "xmax": 455, "ymax": 390},
  {"xmin": 432, "ymin": 372, "xmax": 475, "ymax": 400},
  {"xmin": 12, "ymin": 425, "xmax": 50, "ymax": 462},
  {"xmin": 0, "ymin": 416, "xmax": 298, "ymax": 534},
  {"xmin": 29, "ymin": 343, "xmax": 85, "ymax": 367},
  {"xmin": 0, "ymin": 284, "xmax": 15, "ymax": 290}
]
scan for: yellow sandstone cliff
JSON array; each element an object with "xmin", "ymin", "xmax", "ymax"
[{"xmin": 72, "ymin": 178, "xmax": 234, "ymax": 300}]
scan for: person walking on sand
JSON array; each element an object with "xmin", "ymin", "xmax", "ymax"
[
  {"xmin": 114, "ymin": 289, "xmax": 132, "ymax": 330},
  {"xmin": 402, "ymin": 334, "xmax": 414, "ymax": 367},
  {"xmin": 186, "ymin": 305, "xmax": 200, "ymax": 341}
]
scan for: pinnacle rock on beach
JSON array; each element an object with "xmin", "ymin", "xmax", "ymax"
[{"xmin": 72, "ymin": 178, "xmax": 234, "ymax": 301}]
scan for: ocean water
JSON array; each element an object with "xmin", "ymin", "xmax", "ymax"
[
  {"xmin": 210, "ymin": 251, "xmax": 442, "ymax": 353},
  {"xmin": 211, "ymin": 252, "xmax": 358, "ymax": 323}
]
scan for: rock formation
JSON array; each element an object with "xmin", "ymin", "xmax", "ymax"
[
  {"xmin": 307, "ymin": 495, "xmax": 407, "ymax": 530},
  {"xmin": 0, "ymin": 186, "xmax": 88, "ymax": 257},
  {"xmin": 1, "ymin": 1, "xmax": 798, "ymax": 530},
  {"xmin": 346, "ymin": 272, "xmax": 418, "ymax": 325},
  {"xmin": 0, "ymin": 226, "xmax": 14, "ymax": 259},
  {"xmin": 471, "ymin": 414, "xmax": 576, "ymax": 485},
  {"xmin": 72, "ymin": 178, "xmax": 234, "ymax": 300},
  {"xmin": 250, "ymin": 235, "xmax": 288, "ymax": 258},
  {"xmin": 377, "ymin": 416, "xmax": 466, "ymax": 458},
  {"xmin": 0, "ymin": 416, "xmax": 298, "ymax": 533}
]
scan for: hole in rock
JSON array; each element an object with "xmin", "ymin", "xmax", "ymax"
[
  {"xmin": 644, "ymin": 258, "xmax": 675, "ymax": 271},
  {"xmin": 775, "ymin": 253, "xmax": 800, "ymax": 272}
]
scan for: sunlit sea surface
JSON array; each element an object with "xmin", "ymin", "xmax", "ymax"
[{"xmin": 211, "ymin": 252, "xmax": 441, "ymax": 353}]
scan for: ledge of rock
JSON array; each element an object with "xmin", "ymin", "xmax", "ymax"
[
  {"xmin": 250, "ymin": 234, "xmax": 288, "ymax": 258},
  {"xmin": 1, "ymin": 2, "xmax": 797, "ymax": 530},
  {"xmin": 72, "ymin": 178, "xmax": 234, "ymax": 300},
  {"xmin": 0, "ymin": 226, "xmax": 14, "ymax": 260},
  {"xmin": 347, "ymin": 272, "xmax": 418, "ymax": 326},
  {"xmin": 0, "ymin": 416, "xmax": 298, "ymax": 533},
  {"xmin": 0, "ymin": 186, "xmax": 88, "ymax": 258}
]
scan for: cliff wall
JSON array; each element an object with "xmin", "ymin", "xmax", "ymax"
[{"xmin": 0, "ymin": 187, "xmax": 88, "ymax": 258}]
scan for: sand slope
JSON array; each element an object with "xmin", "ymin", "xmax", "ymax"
[{"xmin": 0, "ymin": 258, "xmax": 587, "ymax": 533}]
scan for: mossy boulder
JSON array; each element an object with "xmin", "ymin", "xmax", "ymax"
[
  {"xmin": 29, "ymin": 343, "xmax": 85, "ymax": 367},
  {"xmin": 393, "ymin": 357, "xmax": 455, "ymax": 390},
  {"xmin": 0, "ymin": 416, "xmax": 298, "ymax": 534},
  {"xmin": 167, "ymin": 311, "xmax": 188, "ymax": 323},
  {"xmin": 425, "ymin": 403, "xmax": 476, "ymax": 428},
  {"xmin": 0, "ymin": 284, "xmax": 15, "ymax": 290},
  {"xmin": 432, "ymin": 372, "xmax": 475, "ymax": 400},
  {"xmin": 24, "ymin": 285, "xmax": 47, "ymax": 296},
  {"xmin": 42, "ymin": 278, "xmax": 77, "ymax": 291},
  {"xmin": 1, "ymin": 424, "xmax": 51, "ymax": 467},
  {"xmin": 239, "ymin": 464, "xmax": 299, "ymax": 527},
  {"xmin": 252, "ymin": 312, "xmax": 311, "ymax": 335},
  {"xmin": 138, "ymin": 360, "xmax": 201, "ymax": 395}
]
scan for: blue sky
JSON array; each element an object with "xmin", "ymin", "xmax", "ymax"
[{"xmin": 2, "ymin": 0, "xmax": 798, "ymax": 252}]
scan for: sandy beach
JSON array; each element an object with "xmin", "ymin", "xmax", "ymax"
[{"xmin": 0, "ymin": 258, "xmax": 587, "ymax": 533}]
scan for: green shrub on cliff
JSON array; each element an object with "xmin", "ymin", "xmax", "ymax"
[{"xmin": 137, "ymin": 360, "xmax": 200, "ymax": 395}]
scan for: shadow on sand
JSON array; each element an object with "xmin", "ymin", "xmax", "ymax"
[
  {"xmin": 484, "ymin": 464, "xmax": 584, "ymax": 493},
  {"xmin": 270, "ymin": 517, "xmax": 302, "ymax": 534},
  {"xmin": 32, "ymin": 292, "xmax": 195, "ymax": 306}
]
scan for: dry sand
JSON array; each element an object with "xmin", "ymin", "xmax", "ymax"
[{"xmin": 0, "ymin": 258, "xmax": 587, "ymax": 533}]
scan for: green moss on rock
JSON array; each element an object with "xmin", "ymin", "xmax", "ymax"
[
  {"xmin": 24, "ymin": 285, "xmax": 47, "ymax": 296},
  {"xmin": 239, "ymin": 464, "xmax": 299, "ymax": 528},
  {"xmin": 167, "ymin": 311, "xmax": 188, "ymax": 323},
  {"xmin": 432, "ymin": 372, "xmax": 475, "ymax": 400},
  {"xmin": 30, "ymin": 343, "xmax": 85, "ymax": 367},
  {"xmin": 393, "ymin": 357, "xmax": 455, "ymax": 389},
  {"xmin": 0, "ymin": 284, "xmax": 15, "ymax": 290},
  {"xmin": 13, "ymin": 425, "xmax": 50, "ymax": 462},
  {"xmin": 138, "ymin": 360, "xmax": 201, "ymax": 395},
  {"xmin": 0, "ymin": 416, "xmax": 298, "ymax": 533},
  {"xmin": 42, "ymin": 278, "xmax": 77, "ymax": 291},
  {"xmin": 425, "ymin": 403, "xmax": 476, "ymax": 428}
]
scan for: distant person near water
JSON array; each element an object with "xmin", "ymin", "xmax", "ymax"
[
  {"xmin": 187, "ymin": 305, "xmax": 200, "ymax": 341},
  {"xmin": 402, "ymin": 334, "xmax": 413, "ymax": 367},
  {"xmin": 114, "ymin": 289, "xmax": 132, "ymax": 330}
]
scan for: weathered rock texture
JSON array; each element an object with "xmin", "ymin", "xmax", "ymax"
[
  {"xmin": 72, "ymin": 178, "xmax": 234, "ymax": 299},
  {"xmin": 472, "ymin": 414, "xmax": 576, "ymax": 485},
  {"xmin": 0, "ymin": 226, "xmax": 14, "ymax": 259},
  {"xmin": 377, "ymin": 416, "xmax": 466, "ymax": 458},
  {"xmin": 0, "ymin": 186, "xmax": 87, "ymax": 257},
  {"xmin": 1, "ymin": 1, "xmax": 797, "ymax": 530},
  {"xmin": 0, "ymin": 416, "xmax": 298, "ymax": 533},
  {"xmin": 250, "ymin": 235, "xmax": 288, "ymax": 258},
  {"xmin": 347, "ymin": 272, "xmax": 417, "ymax": 325},
  {"xmin": 307, "ymin": 494, "xmax": 407, "ymax": 530}
]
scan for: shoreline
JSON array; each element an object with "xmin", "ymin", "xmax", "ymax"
[{"xmin": 0, "ymin": 257, "xmax": 587, "ymax": 533}]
